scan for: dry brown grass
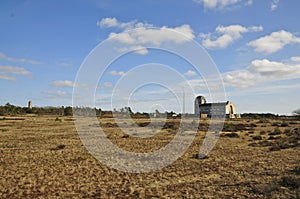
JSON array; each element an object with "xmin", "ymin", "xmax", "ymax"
[{"xmin": 0, "ymin": 116, "xmax": 299, "ymax": 198}]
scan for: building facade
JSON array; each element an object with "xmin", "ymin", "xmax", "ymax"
[{"xmin": 194, "ymin": 96, "xmax": 240, "ymax": 118}]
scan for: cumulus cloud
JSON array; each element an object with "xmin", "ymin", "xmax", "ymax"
[
  {"xmin": 0, "ymin": 52, "xmax": 41, "ymax": 65},
  {"xmin": 200, "ymin": 24, "xmax": 263, "ymax": 49},
  {"xmin": 109, "ymin": 70, "xmax": 125, "ymax": 76},
  {"xmin": 248, "ymin": 30, "xmax": 300, "ymax": 54},
  {"xmin": 223, "ymin": 70, "xmax": 256, "ymax": 87},
  {"xmin": 108, "ymin": 24, "xmax": 195, "ymax": 46},
  {"xmin": 184, "ymin": 70, "xmax": 197, "ymax": 77},
  {"xmin": 223, "ymin": 56, "xmax": 300, "ymax": 88},
  {"xmin": 50, "ymin": 80, "xmax": 74, "ymax": 88},
  {"xmin": 97, "ymin": 17, "xmax": 139, "ymax": 29},
  {"xmin": 248, "ymin": 58, "xmax": 300, "ymax": 79},
  {"xmin": 98, "ymin": 18, "xmax": 195, "ymax": 54},
  {"xmin": 0, "ymin": 65, "xmax": 32, "ymax": 81},
  {"xmin": 193, "ymin": 0, "xmax": 252, "ymax": 9}
]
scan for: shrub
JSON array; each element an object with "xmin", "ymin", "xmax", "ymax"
[
  {"xmin": 289, "ymin": 121, "xmax": 297, "ymax": 125},
  {"xmin": 222, "ymin": 132, "xmax": 239, "ymax": 138},
  {"xmin": 122, "ymin": 134, "xmax": 130, "ymax": 138},
  {"xmin": 280, "ymin": 122, "xmax": 288, "ymax": 127},
  {"xmin": 292, "ymin": 165, "xmax": 300, "ymax": 175},
  {"xmin": 252, "ymin": 135, "xmax": 262, "ymax": 140},
  {"xmin": 250, "ymin": 183, "xmax": 279, "ymax": 196},
  {"xmin": 260, "ymin": 130, "xmax": 266, "ymax": 135},
  {"xmin": 268, "ymin": 136, "xmax": 275, "ymax": 140},
  {"xmin": 55, "ymin": 117, "xmax": 62, "ymax": 122},
  {"xmin": 269, "ymin": 144, "xmax": 281, "ymax": 151},
  {"xmin": 279, "ymin": 176, "xmax": 300, "ymax": 189},
  {"xmin": 268, "ymin": 127, "xmax": 281, "ymax": 135},
  {"xmin": 271, "ymin": 122, "xmax": 280, "ymax": 127},
  {"xmin": 50, "ymin": 144, "xmax": 66, "ymax": 150},
  {"xmin": 284, "ymin": 129, "xmax": 292, "ymax": 136}
]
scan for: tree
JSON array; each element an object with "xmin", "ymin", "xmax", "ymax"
[
  {"xmin": 293, "ymin": 109, "xmax": 300, "ymax": 117},
  {"xmin": 64, "ymin": 106, "xmax": 73, "ymax": 116}
]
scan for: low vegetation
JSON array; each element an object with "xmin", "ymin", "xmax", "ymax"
[{"xmin": 0, "ymin": 115, "xmax": 299, "ymax": 198}]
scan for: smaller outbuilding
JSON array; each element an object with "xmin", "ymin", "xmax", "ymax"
[{"xmin": 194, "ymin": 96, "xmax": 240, "ymax": 118}]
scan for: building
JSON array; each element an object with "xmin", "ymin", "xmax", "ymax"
[{"xmin": 194, "ymin": 96, "xmax": 240, "ymax": 118}]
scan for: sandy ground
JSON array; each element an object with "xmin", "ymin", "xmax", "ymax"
[{"xmin": 0, "ymin": 115, "xmax": 299, "ymax": 198}]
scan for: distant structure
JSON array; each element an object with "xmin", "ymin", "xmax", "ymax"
[
  {"xmin": 28, "ymin": 101, "xmax": 32, "ymax": 109},
  {"xmin": 194, "ymin": 96, "xmax": 240, "ymax": 118}
]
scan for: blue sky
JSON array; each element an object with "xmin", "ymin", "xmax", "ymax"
[{"xmin": 0, "ymin": 0, "xmax": 299, "ymax": 115}]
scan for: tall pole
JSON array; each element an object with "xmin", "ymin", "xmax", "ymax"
[{"xmin": 182, "ymin": 87, "xmax": 185, "ymax": 115}]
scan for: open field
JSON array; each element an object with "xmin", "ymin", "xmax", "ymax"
[{"xmin": 0, "ymin": 115, "xmax": 299, "ymax": 198}]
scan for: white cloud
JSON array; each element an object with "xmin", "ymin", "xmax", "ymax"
[
  {"xmin": 117, "ymin": 45, "xmax": 149, "ymax": 55},
  {"xmin": 223, "ymin": 70, "xmax": 256, "ymax": 87},
  {"xmin": 271, "ymin": 0, "xmax": 279, "ymax": 11},
  {"xmin": 193, "ymin": 0, "xmax": 252, "ymax": 9},
  {"xmin": 57, "ymin": 62, "xmax": 72, "ymax": 67},
  {"xmin": 248, "ymin": 30, "xmax": 300, "ymax": 54},
  {"xmin": 248, "ymin": 59, "xmax": 300, "ymax": 79},
  {"xmin": 97, "ymin": 17, "xmax": 138, "ymax": 29},
  {"xmin": 108, "ymin": 24, "xmax": 195, "ymax": 46},
  {"xmin": 98, "ymin": 18, "xmax": 195, "ymax": 55},
  {"xmin": 50, "ymin": 80, "xmax": 74, "ymax": 88},
  {"xmin": 200, "ymin": 24, "xmax": 263, "ymax": 49},
  {"xmin": 184, "ymin": 70, "xmax": 197, "ymax": 77},
  {"xmin": 102, "ymin": 82, "xmax": 113, "ymax": 87},
  {"xmin": 109, "ymin": 70, "xmax": 125, "ymax": 76},
  {"xmin": 0, "ymin": 65, "xmax": 31, "ymax": 75},
  {"xmin": 223, "ymin": 56, "xmax": 300, "ymax": 88},
  {"xmin": 0, "ymin": 52, "xmax": 41, "ymax": 65},
  {"xmin": 43, "ymin": 90, "xmax": 70, "ymax": 99},
  {"xmin": 0, "ymin": 65, "xmax": 32, "ymax": 81},
  {"xmin": 0, "ymin": 73, "xmax": 16, "ymax": 81},
  {"xmin": 291, "ymin": 56, "xmax": 300, "ymax": 62}
]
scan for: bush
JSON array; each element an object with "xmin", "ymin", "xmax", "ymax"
[
  {"xmin": 279, "ymin": 176, "xmax": 300, "ymax": 189},
  {"xmin": 252, "ymin": 135, "xmax": 262, "ymax": 140},
  {"xmin": 280, "ymin": 122, "xmax": 289, "ymax": 127},
  {"xmin": 260, "ymin": 130, "xmax": 266, "ymax": 135},
  {"xmin": 50, "ymin": 144, "xmax": 66, "ymax": 150},
  {"xmin": 292, "ymin": 165, "xmax": 300, "ymax": 175},
  {"xmin": 64, "ymin": 106, "xmax": 73, "ymax": 116},
  {"xmin": 268, "ymin": 136, "xmax": 280, "ymax": 140},
  {"xmin": 269, "ymin": 144, "xmax": 281, "ymax": 151},
  {"xmin": 55, "ymin": 117, "xmax": 62, "ymax": 122},
  {"xmin": 268, "ymin": 127, "xmax": 281, "ymax": 135},
  {"xmin": 257, "ymin": 119, "xmax": 270, "ymax": 123},
  {"xmin": 222, "ymin": 132, "xmax": 239, "ymax": 138},
  {"xmin": 284, "ymin": 129, "xmax": 292, "ymax": 136}
]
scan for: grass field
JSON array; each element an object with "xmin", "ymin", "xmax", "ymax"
[{"xmin": 0, "ymin": 115, "xmax": 299, "ymax": 198}]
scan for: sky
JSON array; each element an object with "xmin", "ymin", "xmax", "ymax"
[{"xmin": 0, "ymin": 0, "xmax": 299, "ymax": 115}]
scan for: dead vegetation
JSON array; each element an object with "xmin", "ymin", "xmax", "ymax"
[{"xmin": 0, "ymin": 116, "xmax": 299, "ymax": 198}]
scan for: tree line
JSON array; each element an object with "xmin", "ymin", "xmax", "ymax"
[{"xmin": 0, "ymin": 103, "xmax": 299, "ymax": 118}]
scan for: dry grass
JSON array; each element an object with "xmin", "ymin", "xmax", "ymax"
[{"xmin": 0, "ymin": 116, "xmax": 299, "ymax": 198}]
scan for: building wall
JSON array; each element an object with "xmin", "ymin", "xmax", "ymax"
[{"xmin": 194, "ymin": 96, "xmax": 240, "ymax": 118}]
